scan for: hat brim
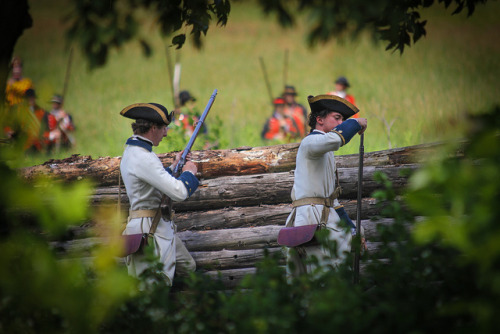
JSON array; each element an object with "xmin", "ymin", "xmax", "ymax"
[
  {"xmin": 308, "ymin": 94, "xmax": 359, "ymax": 119},
  {"xmin": 120, "ymin": 103, "xmax": 173, "ymax": 125}
]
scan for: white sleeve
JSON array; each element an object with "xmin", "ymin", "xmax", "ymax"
[
  {"xmin": 134, "ymin": 153, "xmax": 189, "ymax": 202},
  {"xmin": 305, "ymin": 132, "xmax": 343, "ymax": 158}
]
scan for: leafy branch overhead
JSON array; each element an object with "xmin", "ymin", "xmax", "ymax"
[
  {"xmin": 65, "ymin": 0, "xmax": 486, "ymax": 68},
  {"xmin": 258, "ymin": 0, "xmax": 487, "ymax": 53},
  {"xmin": 66, "ymin": 0, "xmax": 230, "ymax": 69}
]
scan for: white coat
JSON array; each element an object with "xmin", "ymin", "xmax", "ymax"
[{"xmin": 120, "ymin": 135, "xmax": 198, "ymax": 284}]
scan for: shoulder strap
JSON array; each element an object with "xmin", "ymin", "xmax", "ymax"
[{"xmin": 118, "ymin": 169, "xmax": 122, "ymax": 213}]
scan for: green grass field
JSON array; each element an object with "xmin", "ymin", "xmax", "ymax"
[{"xmin": 11, "ymin": 0, "xmax": 500, "ymax": 166}]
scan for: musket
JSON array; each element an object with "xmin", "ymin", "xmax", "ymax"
[
  {"xmin": 62, "ymin": 48, "xmax": 73, "ymax": 102},
  {"xmin": 56, "ymin": 47, "xmax": 76, "ymax": 150},
  {"xmin": 353, "ymin": 133, "xmax": 364, "ymax": 284},
  {"xmin": 172, "ymin": 88, "xmax": 218, "ymax": 176},
  {"xmin": 162, "ymin": 89, "xmax": 217, "ymax": 221},
  {"xmin": 283, "ymin": 49, "xmax": 289, "ymax": 87},
  {"xmin": 259, "ymin": 57, "xmax": 274, "ymax": 104}
]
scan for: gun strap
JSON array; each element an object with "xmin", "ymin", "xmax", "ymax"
[{"xmin": 149, "ymin": 195, "xmax": 165, "ymax": 236}]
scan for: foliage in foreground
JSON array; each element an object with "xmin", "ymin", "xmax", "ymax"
[
  {"xmin": 1, "ymin": 106, "xmax": 499, "ymax": 333},
  {"xmin": 0, "ymin": 136, "xmax": 135, "ymax": 333}
]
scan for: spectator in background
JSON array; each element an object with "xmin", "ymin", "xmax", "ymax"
[
  {"xmin": 175, "ymin": 90, "xmax": 206, "ymax": 137},
  {"xmin": 261, "ymin": 97, "xmax": 301, "ymax": 141},
  {"xmin": 329, "ymin": 76, "xmax": 358, "ymax": 118},
  {"xmin": 283, "ymin": 85, "xmax": 308, "ymax": 138},
  {"xmin": 6, "ymin": 56, "xmax": 33, "ymax": 106},
  {"xmin": 48, "ymin": 94, "xmax": 75, "ymax": 151}
]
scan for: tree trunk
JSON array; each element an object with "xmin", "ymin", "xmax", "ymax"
[
  {"xmin": 92, "ymin": 164, "xmax": 416, "ymax": 211},
  {"xmin": 20, "ymin": 142, "xmax": 445, "ymax": 186}
]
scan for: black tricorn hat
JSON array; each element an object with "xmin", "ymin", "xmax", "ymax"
[
  {"xmin": 25, "ymin": 88, "xmax": 36, "ymax": 98},
  {"xmin": 308, "ymin": 94, "xmax": 359, "ymax": 120},
  {"xmin": 283, "ymin": 85, "xmax": 298, "ymax": 96},
  {"xmin": 179, "ymin": 90, "xmax": 196, "ymax": 106},
  {"xmin": 335, "ymin": 76, "xmax": 350, "ymax": 88},
  {"xmin": 120, "ymin": 103, "xmax": 173, "ymax": 126}
]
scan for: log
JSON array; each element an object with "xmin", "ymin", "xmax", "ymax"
[
  {"xmin": 178, "ymin": 226, "xmax": 282, "ymax": 251},
  {"xmin": 204, "ymin": 267, "xmax": 257, "ymax": 289},
  {"xmin": 203, "ymin": 261, "xmax": 378, "ymax": 289},
  {"xmin": 20, "ymin": 142, "xmax": 449, "ymax": 186},
  {"xmin": 191, "ymin": 248, "xmax": 284, "ymax": 270},
  {"xmin": 165, "ymin": 199, "xmax": 382, "ymax": 231},
  {"xmin": 55, "ymin": 219, "xmax": 402, "ymax": 256},
  {"xmin": 193, "ymin": 241, "xmax": 388, "ymax": 271},
  {"xmin": 20, "ymin": 143, "xmax": 299, "ymax": 186},
  {"xmin": 91, "ymin": 164, "xmax": 417, "ymax": 211}
]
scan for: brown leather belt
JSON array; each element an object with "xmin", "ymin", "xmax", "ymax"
[
  {"xmin": 128, "ymin": 209, "xmax": 157, "ymax": 219},
  {"xmin": 290, "ymin": 186, "xmax": 342, "ymax": 227}
]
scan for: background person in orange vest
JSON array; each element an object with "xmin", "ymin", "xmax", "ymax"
[
  {"xmin": 328, "ymin": 76, "xmax": 358, "ymax": 119},
  {"xmin": 24, "ymin": 88, "xmax": 51, "ymax": 152},
  {"xmin": 283, "ymin": 85, "xmax": 308, "ymax": 137},
  {"xmin": 261, "ymin": 97, "xmax": 301, "ymax": 141}
]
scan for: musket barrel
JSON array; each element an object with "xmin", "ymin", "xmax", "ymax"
[{"xmin": 173, "ymin": 89, "xmax": 218, "ymax": 176}]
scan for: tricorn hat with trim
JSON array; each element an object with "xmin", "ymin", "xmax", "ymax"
[
  {"xmin": 308, "ymin": 94, "xmax": 359, "ymax": 120},
  {"xmin": 120, "ymin": 103, "xmax": 173, "ymax": 126}
]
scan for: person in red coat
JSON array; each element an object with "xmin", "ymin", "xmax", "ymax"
[
  {"xmin": 261, "ymin": 97, "xmax": 301, "ymax": 141},
  {"xmin": 328, "ymin": 76, "xmax": 358, "ymax": 119},
  {"xmin": 283, "ymin": 85, "xmax": 308, "ymax": 138},
  {"xmin": 24, "ymin": 88, "xmax": 51, "ymax": 152}
]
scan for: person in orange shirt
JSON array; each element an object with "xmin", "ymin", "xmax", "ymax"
[
  {"xmin": 261, "ymin": 97, "xmax": 301, "ymax": 141},
  {"xmin": 283, "ymin": 85, "xmax": 308, "ymax": 138},
  {"xmin": 24, "ymin": 89, "xmax": 51, "ymax": 152},
  {"xmin": 5, "ymin": 56, "xmax": 33, "ymax": 106},
  {"xmin": 328, "ymin": 76, "xmax": 358, "ymax": 118}
]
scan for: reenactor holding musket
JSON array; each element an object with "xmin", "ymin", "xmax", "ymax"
[
  {"xmin": 280, "ymin": 94, "xmax": 367, "ymax": 276},
  {"xmin": 119, "ymin": 103, "xmax": 199, "ymax": 286}
]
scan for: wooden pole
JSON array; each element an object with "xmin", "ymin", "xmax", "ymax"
[
  {"xmin": 354, "ymin": 133, "xmax": 364, "ymax": 284},
  {"xmin": 61, "ymin": 47, "xmax": 73, "ymax": 101},
  {"xmin": 259, "ymin": 56, "xmax": 274, "ymax": 104},
  {"xmin": 165, "ymin": 45, "xmax": 176, "ymax": 107},
  {"xmin": 283, "ymin": 49, "xmax": 289, "ymax": 87}
]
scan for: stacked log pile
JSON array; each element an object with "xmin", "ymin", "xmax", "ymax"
[{"xmin": 22, "ymin": 143, "xmax": 439, "ymax": 288}]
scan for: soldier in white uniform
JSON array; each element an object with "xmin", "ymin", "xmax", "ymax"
[
  {"xmin": 285, "ymin": 94, "xmax": 367, "ymax": 276},
  {"xmin": 120, "ymin": 103, "xmax": 199, "ymax": 286}
]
